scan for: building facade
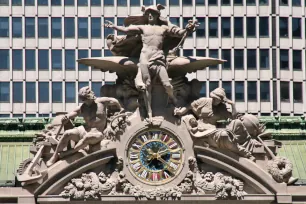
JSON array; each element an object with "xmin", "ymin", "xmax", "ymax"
[{"xmin": 0, "ymin": 0, "xmax": 305, "ymax": 117}]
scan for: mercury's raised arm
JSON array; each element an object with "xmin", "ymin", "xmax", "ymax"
[
  {"xmin": 96, "ymin": 97, "xmax": 124, "ymax": 111},
  {"xmin": 104, "ymin": 20, "xmax": 142, "ymax": 35}
]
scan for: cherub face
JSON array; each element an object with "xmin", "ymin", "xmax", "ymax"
[{"xmin": 145, "ymin": 11, "xmax": 159, "ymax": 25}]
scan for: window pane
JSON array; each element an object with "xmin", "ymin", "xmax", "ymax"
[
  {"xmin": 293, "ymin": 50, "xmax": 301, "ymax": 70},
  {"xmin": 0, "ymin": 49, "xmax": 9, "ymax": 70},
  {"xmin": 247, "ymin": 17, "xmax": 256, "ymax": 37},
  {"xmin": 169, "ymin": 0, "xmax": 179, "ymax": 5},
  {"xmin": 38, "ymin": 50, "xmax": 49, "ymax": 70},
  {"xmin": 12, "ymin": 17, "xmax": 22, "ymax": 37},
  {"xmin": 91, "ymin": 17, "xmax": 101, "ymax": 38},
  {"xmin": 0, "ymin": 17, "xmax": 9, "ymax": 37},
  {"xmin": 280, "ymin": 49, "xmax": 288, "ymax": 70},
  {"xmin": 65, "ymin": 82, "xmax": 76, "ymax": 102},
  {"xmin": 292, "ymin": 18, "xmax": 301, "ymax": 38},
  {"xmin": 39, "ymin": 82, "xmax": 49, "ymax": 103},
  {"xmin": 38, "ymin": 18, "xmax": 49, "ymax": 38},
  {"xmin": 235, "ymin": 81, "xmax": 244, "ymax": 101},
  {"xmin": 65, "ymin": 50, "xmax": 75, "ymax": 70},
  {"xmin": 279, "ymin": 17, "xmax": 288, "ymax": 37},
  {"xmin": 292, "ymin": 0, "xmax": 301, "ymax": 6},
  {"xmin": 247, "ymin": 81, "xmax": 257, "ymax": 101},
  {"xmin": 0, "ymin": 82, "xmax": 10, "ymax": 102},
  {"xmin": 234, "ymin": 0, "xmax": 243, "ymax": 5},
  {"xmin": 51, "ymin": 0, "xmax": 61, "ymax": 5},
  {"xmin": 13, "ymin": 114, "xmax": 24, "ymax": 118},
  {"xmin": 0, "ymin": 0, "xmax": 8, "ymax": 5},
  {"xmin": 208, "ymin": 0, "xmax": 217, "ymax": 5},
  {"xmin": 91, "ymin": 49, "xmax": 101, "ymax": 57},
  {"xmin": 12, "ymin": 49, "xmax": 23, "ymax": 70},
  {"xmin": 259, "ymin": 0, "xmax": 268, "ymax": 4},
  {"xmin": 25, "ymin": 17, "xmax": 35, "ymax": 38},
  {"xmin": 209, "ymin": 82, "xmax": 219, "ymax": 93},
  {"xmin": 293, "ymin": 82, "xmax": 302, "ymax": 102},
  {"xmin": 78, "ymin": 0, "xmax": 88, "ymax": 5},
  {"xmin": 259, "ymin": 17, "xmax": 269, "ymax": 36},
  {"xmin": 38, "ymin": 0, "xmax": 48, "ymax": 5},
  {"xmin": 65, "ymin": 0, "xmax": 74, "ymax": 5},
  {"xmin": 104, "ymin": 0, "xmax": 114, "ymax": 5},
  {"xmin": 260, "ymin": 49, "xmax": 269, "ymax": 69},
  {"xmin": 183, "ymin": 49, "xmax": 193, "ymax": 57},
  {"xmin": 25, "ymin": 50, "xmax": 36, "ymax": 70},
  {"xmin": 156, "ymin": 0, "xmax": 165, "ymax": 4},
  {"xmin": 280, "ymin": 82, "xmax": 289, "ymax": 102},
  {"xmin": 234, "ymin": 17, "xmax": 243, "ymax": 37},
  {"xmin": 104, "ymin": 17, "xmax": 114, "ymax": 38},
  {"xmin": 221, "ymin": 17, "xmax": 230, "ymax": 37},
  {"xmin": 78, "ymin": 18, "xmax": 88, "ymax": 38},
  {"xmin": 52, "ymin": 50, "xmax": 62, "ymax": 70},
  {"xmin": 78, "ymin": 50, "xmax": 88, "ymax": 70},
  {"xmin": 65, "ymin": 18, "xmax": 75, "ymax": 38},
  {"xmin": 234, "ymin": 49, "xmax": 244, "ymax": 69},
  {"xmin": 247, "ymin": 49, "xmax": 256, "ymax": 69},
  {"xmin": 196, "ymin": 17, "xmax": 205, "ymax": 37},
  {"xmin": 52, "ymin": 82, "xmax": 62, "ymax": 103},
  {"xmin": 26, "ymin": 82, "xmax": 36, "ymax": 103},
  {"xmin": 92, "ymin": 82, "xmax": 101, "ymax": 97},
  {"xmin": 209, "ymin": 49, "xmax": 218, "ymax": 69},
  {"xmin": 183, "ymin": 0, "xmax": 192, "ymax": 5},
  {"xmin": 13, "ymin": 82, "xmax": 23, "ymax": 103},
  {"xmin": 12, "ymin": 0, "xmax": 22, "ymax": 5},
  {"xmin": 25, "ymin": 0, "xmax": 35, "ymax": 5},
  {"xmin": 117, "ymin": 0, "xmax": 127, "ymax": 6},
  {"xmin": 223, "ymin": 81, "xmax": 232, "ymax": 99},
  {"xmin": 222, "ymin": 49, "xmax": 231, "ymax": 69},
  {"xmin": 52, "ymin": 18, "xmax": 62, "ymax": 38},
  {"xmin": 199, "ymin": 82, "xmax": 206, "ymax": 97},
  {"xmin": 260, "ymin": 81, "xmax": 270, "ymax": 101},
  {"xmin": 78, "ymin": 82, "xmax": 89, "ymax": 90},
  {"xmin": 247, "ymin": 0, "xmax": 255, "ymax": 5},
  {"xmin": 221, "ymin": 0, "xmax": 230, "ymax": 5},
  {"xmin": 196, "ymin": 49, "xmax": 205, "ymax": 56},
  {"xmin": 130, "ymin": 0, "xmax": 140, "ymax": 5},
  {"xmin": 104, "ymin": 50, "xmax": 112, "ymax": 56},
  {"xmin": 91, "ymin": 0, "xmax": 101, "ymax": 6},
  {"xmin": 209, "ymin": 17, "xmax": 218, "ymax": 37}
]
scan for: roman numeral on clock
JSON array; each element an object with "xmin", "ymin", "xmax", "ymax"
[
  {"xmin": 168, "ymin": 142, "xmax": 177, "ymax": 149},
  {"xmin": 163, "ymin": 171, "xmax": 170, "ymax": 179},
  {"xmin": 169, "ymin": 162, "xmax": 178, "ymax": 170},
  {"xmin": 132, "ymin": 162, "xmax": 141, "ymax": 171},
  {"xmin": 152, "ymin": 173, "xmax": 158, "ymax": 181},
  {"xmin": 129, "ymin": 153, "xmax": 138, "ymax": 159},
  {"xmin": 132, "ymin": 143, "xmax": 141, "ymax": 149},
  {"xmin": 141, "ymin": 135, "xmax": 148, "ymax": 142},
  {"xmin": 140, "ymin": 170, "xmax": 148, "ymax": 178}
]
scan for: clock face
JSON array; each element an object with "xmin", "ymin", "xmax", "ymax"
[{"xmin": 127, "ymin": 129, "xmax": 184, "ymax": 185}]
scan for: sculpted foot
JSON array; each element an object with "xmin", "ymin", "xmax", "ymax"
[{"xmin": 46, "ymin": 155, "xmax": 58, "ymax": 167}]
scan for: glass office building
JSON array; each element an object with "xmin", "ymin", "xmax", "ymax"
[{"xmin": 0, "ymin": 0, "xmax": 305, "ymax": 117}]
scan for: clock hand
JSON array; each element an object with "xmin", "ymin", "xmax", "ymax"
[{"xmin": 157, "ymin": 149, "xmax": 170, "ymax": 156}]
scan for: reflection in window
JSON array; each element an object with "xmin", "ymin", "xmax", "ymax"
[
  {"xmin": 13, "ymin": 82, "xmax": 23, "ymax": 103},
  {"xmin": 260, "ymin": 81, "xmax": 270, "ymax": 101},
  {"xmin": 39, "ymin": 82, "xmax": 49, "ymax": 103},
  {"xmin": 280, "ymin": 49, "xmax": 288, "ymax": 70},
  {"xmin": 247, "ymin": 49, "xmax": 256, "ymax": 69},
  {"xmin": 196, "ymin": 17, "xmax": 205, "ymax": 37},
  {"xmin": 92, "ymin": 82, "xmax": 102, "ymax": 97},
  {"xmin": 259, "ymin": 0, "xmax": 268, "ymax": 5},
  {"xmin": 38, "ymin": 50, "xmax": 49, "ymax": 70},
  {"xmin": 222, "ymin": 49, "xmax": 231, "ymax": 69},
  {"xmin": 260, "ymin": 49, "xmax": 269, "ymax": 69},
  {"xmin": 65, "ymin": 50, "xmax": 75, "ymax": 70},
  {"xmin": 13, "ymin": 17, "xmax": 22, "ymax": 38},
  {"xmin": 0, "ymin": 49, "xmax": 9, "ymax": 70},
  {"xmin": 223, "ymin": 81, "xmax": 232, "ymax": 99},
  {"xmin": 91, "ymin": 50, "xmax": 101, "ymax": 57},
  {"xmin": 209, "ymin": 81, "xmax": 219, "ymax": 92},
  {"xmin": 25, "ymin": 50, "xmax": 36, "ymax": 70},
  {"xmin": 221, "ymin": 17, "xmax": 230, "ymax": 37},
  {"xmin": 234, "ymin": 49, "xmax": 244, "ymax": 69},
  {"xmin": 66, "ymin": 82, "xmax": 76, "ymax": 103},
  {"xmin": 52, "ymin": 18, "xmax": 62, "ymax": 38},
  {"xmin": 38, "ymin": 18, "xmax": 48, "ymax": 38},
  {"xmin": 78, "ymin": 0, "xmax": 88, "ymax": 6},
  {"xmin": 196, "ymin": 0, "xmax": 204, "ymax": 4},
  {"xmin": 279, "ymin": 17, "xmax": 288, "ymax": 37},
  {"xmin": 78, "ymin": 50, "xmax": 88, "ymax": 70},
  {"xmin": 293, "ymin": 50, "xmax": 301, "ymax": 70},
  {"xmin": 52, "ymin": 50, "xmax": 62, "ymax": 70},
  {"xmin": 117, "ymin": 0, "xmax": 127, "ymax": 6},
  {"xmin": 259, "ymin": 17, "xmax": 269, "ymax": 36},
  {"xmin": 78, "ymin": 18, "xmax": 88, "ymax": 38},
  {"xmin": 0, "ymin": 82, "xmax": 10, "ymax": 102},
  {"xmin": 247, "ymin": 81, "xmax": 257, "ymax": 101},
  {"xmin": 91, "ymin": 18, "xmax": 101, "ymax": 38},
  {"xmin": 235, "ymin": 81, "xmax": 244, "ymax": 101},
  {"xmin": 246, "ymin": 0, "xmax": 255, "ymax": 5},
  {"xmin": 91, "ymin": 0, "xmax": 100, "ymax": 6},
  {"xmin": 0, "ymin": 17, "xmax": 9, "ymax": 37},
  {"xmin": 247, "ymin": 17, "xmax": 256, "ymax": 37},
  {"xmin": 25, "ymin": 17, "xmax": 35, "ymax": 38},
  {"xmin": 13, "ymin": 49, "xmax": 23, "ymax": 70},
  {"xmin": 26, "ymin": 82, "xmax": 36, "ymax": 103},
  {"xmin": 280, "ymin": 82, "xmax": 289, "ymax": 102},
  {"xmin": 104, "ymin": 17, "xmax": 114, "ymax": 38},
  {"xmin": 234, "ymin": 17, "xmax": 243, "ymax": 37},
  {"xmin": 292, "ymin": 18, "xmax": 301, "ymax": 38},
  {"xmin": 293, "ymin": 82, "xmax": 302, "ymax": 102},
  {"xmin": 209, "ymin": 17, "xmax": 218, "ymax": 37},
  {"xmin": 65, "ymin": 18, "xmax": 75, "ymax": 38},
  {"xmin": 209, "ymin": 50, "xmax": 218, "ymax": 69},
  {"xmin": 52, "ymin": 82, "xmax": 62, "ymax": 103}
]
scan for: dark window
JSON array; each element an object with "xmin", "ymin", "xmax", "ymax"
[
  {"xmin": 208, "ymin": 0, "xmax": 217, "ymax": 5},
  {"xmin": 0, "ymin": 82, "xmax": 10, "ymax": 102},
  {"xmin": 260, "ymin": 81, "xmax": 270, "ymax": 101},
  {"xmin": 91, "ymin": 17, "xmax": 101, "ymax": 38},
  {"xmin": 259, "ymin": 17, "xmax": 269, "ymax": 36},
  {"xmin": 247, "ymin": 49, "xmax": 256, "ymax": 69},
  {"xmin": 92, "ymin": 82, "xmax": 102, "ymax": 97},
  {"xmin": 78, "ymin": 82, "xmax": 89, "ymax": 90},
  {"xmin": 209, "ymin": 17, "xmax": 218, "ymax": 37},
  {"xmin": 183, "ymin": 0, "xmax": 192, "ymax": 5},
  {"xmin": 197, "ymin": 17, "xmax": 205, "ymax": 37},
  {"xmin": 196, "ymin": 49, "xmax": 206, "ymax": 56},
  {"xmin": 209, "ymin": 49, "xmax": 218, "ymax": 69},
  {"xmin": 25, "ymin": 0, "xmax": 35, "ymax": 5},
  {"xmin": 169, "ymin": 0, "xmax": 179, "ymax": 5},
  {"xmin": 234, "ymin": 49, "xmax": 244, "ymax": 69},
  {"xmin": 143, "ymin": 0, "xmax": 154, "ymax": 5},
  {"xmin": 235, "ymin": 81, "xmax": 244, "ymax": 101},
  {"xmin": 293, "ymin": 50, "xmax": 301, "ymax": 70},
  {"xmin": 12, "ymin": 17, "xmax": 22, "ymax": 38},
  {"xmin": 259, "ymin": 0, "xmax": 268, "ymax": 4},
  {"xmin": 25, "ymin": 17, "xmax": 35, "ymax": 38},
  {"xmin": 78, "ymin": 0, "xmax": 88, "ymax": 6},
  {"xmin": 12, "ymin": 49, "xmax": 23, "ymax": 70},
  {"xmin": 12, "ymin": 0, "xmax": 22, "ymax": 5},
  {"xmin": 65, "ymin": 50, "xmax": 75, "ymax": 70},
  {"xmin": 209, "ymin": 81, "xmax": 219, "ymax": 92},
  {"xmin": 91, "ymin": 0, "xmax": 100, "ymax": 5},
  {"xmin": 247, "ymin": 17, "xmax": 256, "ymax": 37},
  {"xmin": 292, "ymin": 18, "xmax": 301, "ymax": 38},
  {"xmin": 293, "ymin": 82, "xmax": 302, "ymax": 102},
  {"xmin": 38, "ymin": 50, "xmax": 49, "ymax": 70},
  {"xmin": 247, "ymin": 81, "xmax": 257, "ymax": 101},
  {"xmin": 279, "ymin": 17, "xmax": 288, "ymax": 37},
  {"xmin": 223, "ymin": 81, "xmax": 232, "ymax": 99},
  {"xmin": 51, "ymin": 18, "xmax": 62, "ymax": 38},
  {"xmin": 104, "ymin": 0, "xmax": 114, "ymax": 5},
  {"xmin": 0, "ymin": 0, "xmax": 8, "ymax": 5},
  {"xmin": 234, "ymin": 17, "xmax": 243, "ymax": 37},
  {"xmin": 280, "ymin": 82, "xmax": 289, "ymax": 102},
  {"xmin": 260, "ymin": 49, "xmax": 269, "ymax": 69},
  {"xmin": 65, "ymin": 82, "xmax": 76, "ymax": 102},
  {"xmin": 0, "ymin": 49, "xmax": 9, "ymax": 70},
  {"xmin": 25, "ymin": 50, "xmax": 36, "ymax": 70},
  {"xmin": 0, "ymin": 114, "xmax": 10, "ymax": 117},
  {"xmin": 183, "ymin": 49, "xmax": 193, "ymax": 56},
  {"xmin": 130, "ymin": 0, "xmax": 140, "ymax": 5},
  {"xmin": 199, "ymin": 82, "xmax": 206, "ymax": 97},
  {"xmin": 104, "ymin": 17, "xmax": 114, "ymax": 38},
  {"xmin": 38, "ymin": 18, "xmax": 48, "ymax": 38},
  {"xmin": 78, "ymin": 18, "xmax": 88, "ymax": 38},
  {"xmin": 13, "ymin": 82, "xmax": 23, "ymax": 103},
  {"xmin": 38, "ymin": 0, "xmax": 48, "ymax": 5},
  {"xmin": 280, "ymin": 49, "xmax": 289, "ymax": 70},
  {"xmin": 65, "ymin": 0, "xmax": 74, "ymax": 5},
  {"xmin": 51, "ymin": 0, "xmax": 61, "ymax": 5},
  {"xmin": 52, "ymin": 50, "xmax": 62, "ymax": 70},
  {"xmin": 222, "ymin": 49, "xmax": 231, "ymax": 69},
  {"xmin": 247, "ymin": 0, "xmax": 255, "ymax": 5},
  {"xmin": 65, "ymin": 18, "xmax": 75, "ymax": 38},
  {"xmin": 170, "ymin": 17, "xmax": 180, "ymax": 27},
  {"xmin": 26, "ymin": 82, "xmax": 36, "ymax": 103},
  {"xmin": 26, "ymin": 114, "xmax": 37, "ymax": 117},
  {"xmin": 13, "ymin": 114, "xmax": 23, "ymax": 118},
  {"xmin": 280, "ymin": 0, "xmax": 288, "ymax": 5},
  {"xmin": 196, "ymin": 0, "xmax": 205, "ymax": 5},
  {"xmin": 292, "ymin": 0, "xmax": 301, "ymax": 6},
  {"xmin": 39, "ymin": 82, "xmax": 49, "ymax": 103},
  {"xmin": 234, "ymin": 0, "xmax": 243, "ymax": 5},
  {"xmin": 91, "ymin": 49, "xmax": 101, "ymax": 57},
  {"xmin": 221, "ymin": 17, "xmax": 230, "ymax": 37},
  {"xmin": 104, "ymin": 50, "xmax": 112, "ymax": 56},
  {"xmin": 117, "ymin": 0, "xmax": 127, "ymax": 6},
  {"xmin": 0, "ymin": 17, "xmax": 9, "ymax": 37},
  {"xmin": 52, "ymin": 82, "xmax": 62, "ymax": 103},
  {"xmin": 156, "ymin": 0, "xmax": 166, "ymax": 5},
  {"xmin": 78, "ymin": 50, "xmax": 88, "ymax": 70},
  {"xmin": 221, "ymin": 0, "xmax": 230, "ymax": 5}
]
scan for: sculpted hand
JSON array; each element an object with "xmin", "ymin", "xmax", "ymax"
[
  {"xmin": 185, "ymin": 19, "xmax": 199, "ymax": 32},
  {"xmin": 61, "ymin": 115, "xmax": 70, "ymax": 125},
  {"xmin": 104, "ymin": 20, "xmax": 115, "ymax": 29}
]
